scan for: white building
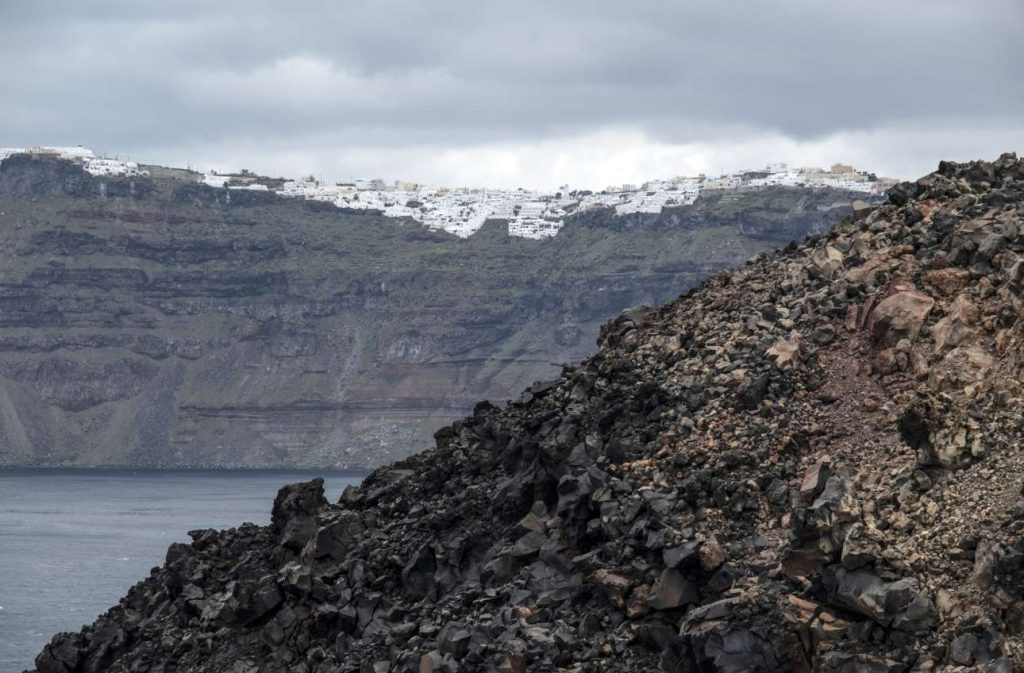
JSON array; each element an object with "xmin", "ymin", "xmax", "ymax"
[
  {"xmin": 203, "ymin": 174, "xmax": 230, "ymax": 188},
  {"xmin": 84, "ymin": 157, "xmax": 146, "ymax": 177}
]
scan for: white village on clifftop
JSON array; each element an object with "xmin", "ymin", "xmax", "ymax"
[{"xmin": 0, "ymin": 146, "xmax": 897, "ymax": 239}]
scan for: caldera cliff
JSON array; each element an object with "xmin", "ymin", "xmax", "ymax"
[{"xmin": 0, "ymin": 154, "xmax": 858, "ymax": 468}]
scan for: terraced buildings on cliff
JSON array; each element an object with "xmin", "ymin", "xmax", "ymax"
[
  {"xmin": 2, "ymin": 145, "xmax": 895, "ymax": 239},
  {"xmin": 192, "ymin": 159, "xmax": 896, "ymax": 239}
]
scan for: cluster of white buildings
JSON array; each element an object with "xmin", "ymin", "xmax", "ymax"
[
  {"xmin": 273, "ymin": 179, "xmax": 570, "ymax": 238},
  {"xmin": 740, "ymin": 163, "xmax": 884, "ymax": 193},
  {"xmin": 249, "ymin": 162, "xmax": 890, "ymax": 239},
  {"xmin": 0, "ymin": 146, "xmax": 892, "ymax": 240},
  {"xmin": 0, "ymin": 146, "xmax": 147, "ymax": 178}
]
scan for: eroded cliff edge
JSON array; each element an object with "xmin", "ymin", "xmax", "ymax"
[
  {"xmin": 0, "ymin": 154, "xmax": 858, "ymax": 468},
  {"xmin": 32, "ymin": 154, "xmax": 1024, "ymax": 671}
]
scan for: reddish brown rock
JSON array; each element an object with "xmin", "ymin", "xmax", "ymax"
[
  {"xmin": 800, "ymin": 459, "xmax": 832, "ymax": 501},
  {"xmin": 767, "ymin": 334, "xmax": 802, "ymax": 369},
  {"xmin": 923, "ymin": 268, "xmax": 971, "ymax": 297},
  {"xmin": 699, "ymin": 538, "xmax": 726, "ymax": 571},
  {"xmin": 867, "ymin": 289, "xmax": 935, "ymax": 346}
]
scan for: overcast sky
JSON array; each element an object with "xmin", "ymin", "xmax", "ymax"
[{"xmin": 1, "ymin": 1, "xmax": 1022, "ymax": 189}]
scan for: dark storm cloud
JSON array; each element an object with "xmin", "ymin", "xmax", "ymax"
[{"xmin": 0, "ymin": 0, "xmax": 1021, "ymax": 181}]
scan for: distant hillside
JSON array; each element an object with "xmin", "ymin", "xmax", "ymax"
[{"xmin": 0, "ymin": 154, "xmax": 871, "ymax": 468}]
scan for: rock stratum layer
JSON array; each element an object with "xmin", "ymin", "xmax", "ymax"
[
  {"xmin": 31, "ymin": 154, "xmax": 1024, "ymax": 672},
  {"xmin": 0, "ymin": 154, "xmax": 858, "ymax": 468}
]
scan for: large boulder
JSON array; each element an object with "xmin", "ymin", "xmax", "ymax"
[
  {"xmin": 867, "ymin": 290, "xmax": 934, "ymax": 346},
  {"xmin": 824, "ymin": 567, "xmax": 936, "ymax": 633},
  {"xmin": 647, "ymin": 569, "xmax": 700, "ymax": 610},
  {"xmin": 271, "ymin": 478, "xmax": 327, "ymax": 551},
  {"xmin": 809, "ymin": 246, "xmax": 845, "ymax": 279}
]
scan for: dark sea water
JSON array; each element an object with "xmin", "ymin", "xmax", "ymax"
[{"xmin": 0, "ymin": 468, "xmax": 364, "ymax": 672}]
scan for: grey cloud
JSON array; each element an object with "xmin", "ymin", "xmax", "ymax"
[{"xmin": 0, "ymin": 0, "xmax": 1021, "ymax": 176}]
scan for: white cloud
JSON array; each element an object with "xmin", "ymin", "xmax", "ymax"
[
  {"xmin": 183, "ymin": 56, "xmax": 458, "ymax": 113},
  {"xmin": 145, "ymin": 122, "xmax": 1024, "ymax": 191}
]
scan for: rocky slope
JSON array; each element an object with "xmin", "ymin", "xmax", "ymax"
[
  {"xmin": 0, "ymin": 154, "xmax": 859, "ymax": 468},
  {"xmin": 30, "ymin": 153, "xmax": 1024, "ymax": 672}
]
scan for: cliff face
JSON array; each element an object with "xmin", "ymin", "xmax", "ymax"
[
  {"xmin": 0, "ymin": 155, "xmax": 860, "ymax": 468},
  {"xmin": 31, "ymin": 154, "xmax": 1024, "ymax": 672}
]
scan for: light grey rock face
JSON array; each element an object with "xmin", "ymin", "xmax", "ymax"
[{"xmin": 0, "ymin": 156, "xmax": 859, "ymax": 468}]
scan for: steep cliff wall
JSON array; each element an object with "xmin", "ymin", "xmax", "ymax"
[{"xmin": 0, "ymin": 155, "xmax": 864, "ymax": 467}]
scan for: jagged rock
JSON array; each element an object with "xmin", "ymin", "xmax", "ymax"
[
  {"xmin": 931, "ymin": 294, "xmax": 978, "ymax": 352},
  {"xmin": 647, "ymin": 570, "xmax": 700, "ymax": 610},
  {"xmin": 800, "ymin": 459, "xmax": 831, "ymax": 501},
  {"xmin": 437, "ymin": 623, "xmax": 472, "ymax": 659},
  {"xmin": 303, "ymin": 510, "xmax": 365, "ymax": 562},
  {"xmin": 663, "ymin": 542, "xmax": 701, "ymax": 569},
  {"xmin": 810, "ymin": 246, "xmax": 845, "ymax": 279},
  {"xmin": 825, "ymin": 567, "xmax": 935, "ymax": 633},
  {"xmin": 510, "ymin": 530, "xmax": 548, "ymax": 557},
  {"xmin": 402, "ymin": 546, "xmax": 437, "ymax": 600},
  {"xmin": 418, "ymin": 651, "xmax": 448, "ymax": 673},
  {"xmin": 271, "ymin": 478, "xmax": 327, "ymax": 551},
  {"xmin": 989, "ymin": 658, "xmax": 1015, "ymax": 673},
  {"xmin": 699, "ymin": 538, "xmax": 726, "ymax": 571},
  {"xmin": 867, "ymin": 290, "xmax": 934, "ymax": 346},
  {"xmin": 950, "ymin": 633, "xmax": 979, "ymax": 665},
  {"xmin": 592, "ymin": 569, "xmax": 632, "ymax": 607},
  {"xmin": 971, "ymin": 540, "xmax": 1001, "ymax": 590},
  {"xmin": 812, "ymin": 323, "xmax": 837, "ymax": 345},
  {"xmin": 767, "ymin": 334, "xmax": 802, "ymax": 369},
  {"xmin": 34, "ymin": 633, "xmax": 85, "ymax": 673},
  {"xmin": 690, "ymin": 626, "xmax": 786, "ymax": 673},
  {"xmin": 840, "ymin": 525, "xmax": 880, "ymax": 570},
  {"xmin": 791, "ymin": 476, "xmax": 860, "ymax": 547},
  {"xmin": 736, "ymin": 373, "xmax": 770, "ymax": 410},
  {"xmin": 923, "ymin": 268, "xmax": 970, "ymax": 297},
  {"xmin": 900, "ymin": 397, "xmax": 991, "ymax": 469}
]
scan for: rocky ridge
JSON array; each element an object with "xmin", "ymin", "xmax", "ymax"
[{"xmin": 30, "ymin": 154, "xmax": 1024, "ymax": 673}]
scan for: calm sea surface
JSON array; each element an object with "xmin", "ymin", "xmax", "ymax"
[{"xmin": 0, "ymin": 468, "xmax": 363, "ymax": 672}]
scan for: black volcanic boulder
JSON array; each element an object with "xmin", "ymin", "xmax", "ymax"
[
  {"xmin": 33, "ymin": 632, "xmax": 85, "ymax": 673},
  {"xmin": 824, "ymin": 567, "xmax": 937, "ymax": 633},
  {"xmin": 271, "ymin": 478, "xmax": 327, "ymax": 551}
]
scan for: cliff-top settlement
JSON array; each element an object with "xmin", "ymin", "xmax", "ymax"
[{"xmin": 0, "ymin": 146, "xmax": 895, "ymax": 239}]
